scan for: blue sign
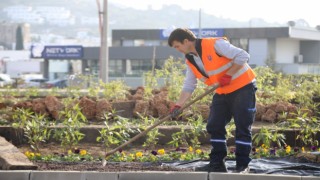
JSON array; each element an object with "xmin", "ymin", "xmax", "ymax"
[
  {"xmin": 191, "ymin": 28, "xmax": 224, "ymax": 38},
  {"xmin": 160, "ymin": 28, "xmax": 224, "ymax": 39},
  {"xmin": 31, "ymin": 45, "xmax": 83, "ymax": 59}
]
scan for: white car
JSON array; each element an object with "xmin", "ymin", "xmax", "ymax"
[
  {"xmin": 20, "ymin": 78, "xmax": 48, "ymax": 88},
  {"xmin": 0, "ymin": 74, "xmax": 13, "ymax": 87}
]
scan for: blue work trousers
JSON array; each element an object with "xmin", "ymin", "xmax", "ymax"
[{"xmin": 206, "ymin": 82, "xmax": 256, "ymax": 167}]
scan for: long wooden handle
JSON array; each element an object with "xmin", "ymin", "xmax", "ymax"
[{"xmin": 105, "ymin": 83, "xmax": 219, "ymax": 157}]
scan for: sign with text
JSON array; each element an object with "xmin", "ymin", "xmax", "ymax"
[
  {"xmin": 31, "ymin": 45, "xmax": 83, "ymax": 59},
  {"xmin": 160, "ymin": 28, "xmax": 224, "ymax": 39}
]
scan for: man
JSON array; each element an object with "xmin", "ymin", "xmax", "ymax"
[{"xmin": 168, "ymin": 28, "xmax": 256, "ymax": 173}]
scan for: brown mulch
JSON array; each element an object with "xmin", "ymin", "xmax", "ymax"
[
  {"xmin": 18, "ymin": 142, "xmax": 200, "ymax": 172},
  {"xmin": 34, "ymin": 161, "xmax": 191, "ymax": 172}
]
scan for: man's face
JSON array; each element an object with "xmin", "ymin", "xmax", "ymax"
[{"xmin": 171, "ymin": 39, "xmax": 191, "ymax": 54}]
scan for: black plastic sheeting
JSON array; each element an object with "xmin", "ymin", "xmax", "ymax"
[{"xmin": 163, "ymin": 154, "xmax": 320, "ymax": 176}]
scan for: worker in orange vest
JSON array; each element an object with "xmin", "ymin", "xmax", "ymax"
[{"xmin": 168, "ymin": 28, "xmax": 256, "ymax": 173}]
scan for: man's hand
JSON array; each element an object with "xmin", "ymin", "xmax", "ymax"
[
  {"xmin": 218, "ymin": 74, "xmax": 232, "ymax": 87},
  {"xmin": 170, "ymin": 104, "xmax": 181, "ymax": 118}
]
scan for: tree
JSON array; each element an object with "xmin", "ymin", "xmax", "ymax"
[{"xmin": 15, "ymin": 25, "xmax": 24, "ymax": 50}]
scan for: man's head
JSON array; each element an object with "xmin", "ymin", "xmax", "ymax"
[{"xmin": 168, "ymin": 28, "xmax": 197, "ymax": 54}]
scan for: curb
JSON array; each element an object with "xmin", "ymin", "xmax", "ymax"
[{"xmin": 0, "ymin": 170, "xmax": 318, "ymax": 180}]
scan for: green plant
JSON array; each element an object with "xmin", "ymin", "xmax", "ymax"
[
  {"xmin": 186, "ymin": 115, "xmax": 206, "ymax": 148},
  {"xmin": 167, "ymin": 126, "xmax": 188, "ymax": 148},
  {"xmin": 136, "ymin": 114, "xmax": 164, "ymax": 149},
  {"xmin": 253, "ymin": 66, "xmax": 277, "ymax": 92},
  {"xmin": 53, "ymin": 103, "xmax": 87, "ymax": 152},
  {"xmin": 23, "ymin": 114, "xmax": 52, "ymax": 153},
  {"xmin": 23, "ymin": 87, "xmax": 40, "ymax": 98},
  {"xmin": 12, "ymin": 109, "xmax": 52, "ymax": 152},
  {"xmin": 97, "ymin": 114, "xmax": 137, "ymax": 156},
  {"xmin": 296, "ymin": 115, "xmax": 320, "ymax": 147},
  {"xmin": 226, "ymin": 119, "xmax": 235, "ymax": 140},
  {"xmin": 99, "ymin": 80, "xmax": 129, "ymax": 101},
  {"xmin": 143, "ymin": 57, "xmax": 186, "ymax": 101},
  {"xmin": 252, "ymin": 126, "xmax": 273, "ymax": 147},
  {"xmin": 12, "ymin": 108, "xmax": 34, "ymax": 128}
]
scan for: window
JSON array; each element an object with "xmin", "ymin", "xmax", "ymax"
[
  {"xmin": 109, "ymin": 59, "xmax": 123, "ymax": 76},
  {"xmin": 230, "ymin": 38, "xmax": 249, "ymax": 52}
]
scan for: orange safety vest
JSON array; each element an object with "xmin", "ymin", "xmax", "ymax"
[{"xmin": 186, "ymin": 38, "xmax": 256, "ymax": 94}]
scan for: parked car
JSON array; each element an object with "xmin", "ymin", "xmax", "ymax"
[
  {"xmin": 44, "ymin": 79, "xmax": 68, "ymax": 88},
  {"xmin": 21, "ymin": 78, "xmax": 48, "ymax": 88},
  {"xmin": 0, "ymin": 74, "xmax": 13, "ymax": 87}
]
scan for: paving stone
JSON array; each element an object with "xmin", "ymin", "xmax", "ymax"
[
  {"xmin": 209, "ymin": 173, "xmax": 301, "ymax": 180},
  {"xmin": 119, "ymin": 171, "xmax": 207, "ymax": 180},
  {"xmin": 31, "ymin": 171, "xmax": 118, "ymax": 180},
  {"xmin": 0, "ymin": 170, "xmax": 31, "ymax": 180},
  {"xmin": 31, "ymin": 171, "xmax": 83, "ymax": 180},
  {"xmin": 0, "ymin": 136, "xmax": 37, "ymax": 170}
]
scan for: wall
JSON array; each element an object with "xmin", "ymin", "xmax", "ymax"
[
  {"xmin": 6, "ymin": 61, "xmax": 41, "ymax": 77},
  {"xmin": 300, "ymin": 41, "xmax": 320, "ymax": 63},
  {"xmin": 248, "ymin": 39, "xmax": 268, "ymax": 66},
  {"xmin": 275, "ymin": 38, "xmax": 300, "ymax": 63}
]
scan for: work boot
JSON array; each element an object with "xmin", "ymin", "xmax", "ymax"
[
  {"xmin": 195, "ymin": 162, "xmax": 227, "ymax": 172},
  {"xmin": 235, "ymin": 165, "xmax": 250, "ymax": 174}
]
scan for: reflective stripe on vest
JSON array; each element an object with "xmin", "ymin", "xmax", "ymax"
[{"xmin": 186, "ymin": 38, "xmax": 256, "ymax": 94}]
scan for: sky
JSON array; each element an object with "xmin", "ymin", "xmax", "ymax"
[{"xmin": 109, "ymin": 0, "xmax": 319, "ymax": 27}]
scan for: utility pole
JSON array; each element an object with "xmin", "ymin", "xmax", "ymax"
[
  {"xmin": 198, "ymin": 8, "xmax": 202, "ymax": 38},
  {"xmin": 100, "ymin": 0, "xmax": 109, "ymax": 83}
]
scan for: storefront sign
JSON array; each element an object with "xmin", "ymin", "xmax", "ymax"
[
  {"xmin": 31, "ymin": 45, "xmax": 83, "ymax": 59},
  {"xmin": 161, "ymin": 28, "xmax": 224, "ymax": 39}
]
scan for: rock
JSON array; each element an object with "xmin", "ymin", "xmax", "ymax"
[
  {"xmin": 261, "ymin": 109, "xmax": 277, "ymax": 122},
  {"xmin": 295, "ymin": 152, "xmax": 320, "ymax": 163},
  {"xmin": 95, "ymin": 99, "xmax": 112, "ymax": 121},
  {"xmin": 196, "ymin": 104, "xmax": 210, "ymax": 121},
  {"xmin": 255, "ymin": 103, "xmax": 267, "ymax": 121},
  {"xmin": 44, "ymin": 96, "xmax": 64, "ymax": 120},
  {"xmin": 152, "ymin": 89, "xmax": 170, "ymax": 118},
  {"xmin": 32, "ymin": 98, "xmax": 48, "ymax": 116},
  {"xmin": 0, "ymin": 136, "xmax": 37, "ymax": 170},
  {"xmin": 133, "ymin": 100, "xmax": 150, "ymax": 117},
  {"xmin": 79, "ymin": 97, "xmax": 96, "ymax": 120},
  {"xmin": 131, "ymin": 86, "xmax": 145, "ymax": 101},
  {"xmin": 275, "ymin": 102, "xmax": 288, "ymax": 113}
]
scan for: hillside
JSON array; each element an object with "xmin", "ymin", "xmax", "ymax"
[{"xmin": 0, "ymin": 0, "xmax": 283, "ymax": 38}]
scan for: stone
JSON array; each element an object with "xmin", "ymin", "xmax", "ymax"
[{"xmin": 0, "ymin": 136, "xmax": 37, "ymax": 170}]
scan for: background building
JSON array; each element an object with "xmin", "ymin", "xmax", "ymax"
[
  {"xmin": 3, "ymin": 26, "xmax": 320, "ymax": 88},
  {"xmin": 111, "ymin": 27, "xmax": 320, "ymax": 75},
  {"xmin": 0, "ymin": 22, "xmax": 30, "ymax": 50}
]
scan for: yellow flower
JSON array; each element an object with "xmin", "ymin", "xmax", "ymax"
[
  {"xmin": 188, "ymin": 146, "xmax": 193, "ymax": 152},
  {"xmin": 68, "ymin": 149, "xmax": 72, "ymax": 155},
  {"xmin": 129, "ymin": 153, "xmax": 134, "ymax": 158},
  {"xmin": 286, "ymin": 145, "xmax": 291, "ymax": 154},
  {"xmin": 195, "ymin": 149, "xmax": 202, "ymax": 154},
  {"xmin": 35, "ymin": 153, "xmax": 41, "ymax": 157},
  {"xmin": 318, "ymin": 148, "xmax": 320, "ymax": 152},
  {"xmin": 80, "ymin": 149, "xmax": 87, "ymax": 156},
  {"xmin": 261, "ymin": 144, "xmax": 265, "ymax": 148},
  {"xmin": 24, "ymin": 151, "xmax": 30, "ymax": 157},
  {"xmin": 302, "ymin": 147, "xmax": 305, "ymax": 153},
  {"xmin": 136, "ymin": 152, "xmax": 143, "ymax": 158},
  {"xmin": 263, "ymin": 148, "xmax": 268, "ymax": 153},
  {"xmin": 157, "ymin": 149, "xmax": 165, "ymax": 155},
  {"xmin": 29, "ymin": 152, "xmax": 35, "ymax": 158},
  {"xmin": 121, "ymin": 152, "xmax": 126, "ymax": 156}
]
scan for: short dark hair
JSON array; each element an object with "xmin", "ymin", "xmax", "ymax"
[{"xmin": 168, "ymin": 28, "xmax": 197, "ymax": 47}]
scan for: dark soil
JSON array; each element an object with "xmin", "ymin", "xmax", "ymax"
[
  {"xmin": 18, "ymin": 142, "xmax": 201, "ymax": 172},
  {"xmin": 34, "ymin": 161, "xmax": 191, "ymax": 172}
]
